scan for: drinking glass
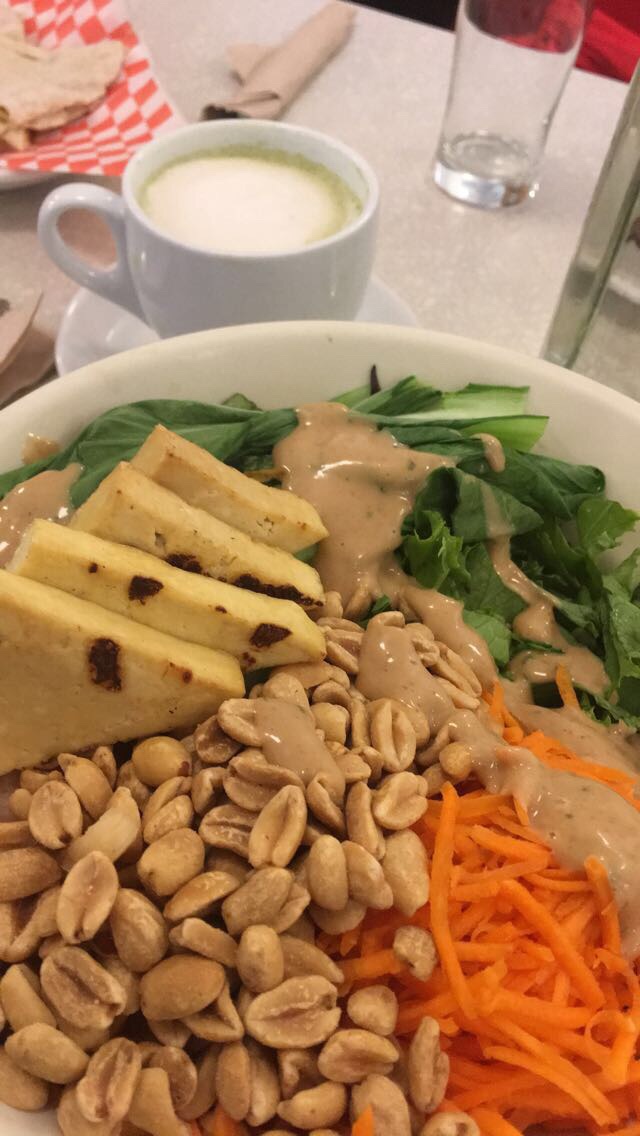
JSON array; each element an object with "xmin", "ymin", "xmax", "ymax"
[
  {"xmin": 434, "ymin": 0, "xmax": 588, "ymax": 208},
  {"xmin": 543, "ymin": 64, "xmax": 640, "ymax": 398}
]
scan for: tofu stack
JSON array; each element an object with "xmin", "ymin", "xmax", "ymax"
[{"xmin": 2, "ymin": 428, "xmax": 327, "ymax": 773}]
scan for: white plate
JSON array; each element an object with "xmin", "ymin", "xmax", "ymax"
[
  {"xmin": 54, "ymin": 278, "xmax": 418, "ymax": 375},
  {"xmin": 1, "ymin": 321, "xmax": 639, "ymax": 1135}
]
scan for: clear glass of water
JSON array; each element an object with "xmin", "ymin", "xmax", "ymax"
[{"xmin": 434, "ymin": 0, "xmax": 588, "ymax": 208}]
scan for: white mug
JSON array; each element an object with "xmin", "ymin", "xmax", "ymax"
[{"xmin": 37, "ymin": 120, "xmax": 379, "ymax": 337}]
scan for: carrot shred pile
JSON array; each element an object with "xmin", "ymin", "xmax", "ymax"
[{"xmin": 318, "ymin": 690, "xmax": 640, "ymax": 1136}]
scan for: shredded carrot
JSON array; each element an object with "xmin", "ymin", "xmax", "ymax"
[
  {"xmin": 555, "ymin": 664, "xmax": 580, "ymax": 709},
  {"xmin": 351, "ymin": 1105, "xmax": 375, "ymax": 1136},
  {"xmin": 317, "ymin": 692, "xmax": 640, "ymax": 1135},
  {"xmin": 199, "ymin": 1107, "xmax": 243, "ymax": 1136}
]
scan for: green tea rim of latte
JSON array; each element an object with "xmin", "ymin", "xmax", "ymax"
[{"xmin": 123, "ymin": 119, "xmax": 379, "ymax": 261}]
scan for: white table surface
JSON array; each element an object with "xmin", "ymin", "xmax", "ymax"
[{"xmin": 0, "ymin": 0, "xmax": 628, "ymax": 377}]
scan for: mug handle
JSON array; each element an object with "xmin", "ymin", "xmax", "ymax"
[{"xmin": 37, "ymin": 183, "xmax": 146, "ymax": 322}]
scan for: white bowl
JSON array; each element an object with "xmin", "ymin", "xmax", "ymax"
[{"xmin": 1, "ymin": 320, "xmax": 638, "ymax": 1136}]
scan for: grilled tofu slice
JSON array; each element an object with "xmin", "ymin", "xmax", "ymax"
[
  {"xmin": 71, "ymin": 463, "xmax": 323, "ymax": 609},
  {"xmin": 11, "ymin": 520, "xmax": 325, "ymax": 670},
  {"xmin": 0, "ymin": 570, "xmax": 244, "ymax": 774},
  {"xmin": 132, "ymin": 424, "xmax": 327, "ymax": 553}
]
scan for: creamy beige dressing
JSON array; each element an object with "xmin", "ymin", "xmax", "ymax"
[
  {"xmin": 22, "ymin": 433, "xmax": 61, "ymax": 464},
  {"xmin": 274, "ymin": 403, "xmax": 452, "ymax": 615},
  {"xmin": 356, "ymin": 621, "xmax": 454, "ymax": 731},
  {"xmin": 403, "ymin": 585, "xmax": 497, "ymax": 691},
  {"xmin": 473, "ymin": 432, "xmax": 506, "ymax": 473},
  {"xmin": 480, "ymin": 480, "xmax": 509, "ymax": 539},
  {"xmin": 253, "ymin": 699, "xmax": 345, "ymax": 796},
  {"xmin": 504, "ymin": 700, "xmax": 640, "ymax": 778},
  {"xmin": 491, "ymin": 537, "xmax": 608, "ymax": 695},
  {"xmin": 0, "ymin": 465, "xmax": 80, "ymax": 568}
]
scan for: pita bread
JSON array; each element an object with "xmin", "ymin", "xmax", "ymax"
[{"xmin": 0, "ymin": 12, "xmax": 124, "ymax": 150}]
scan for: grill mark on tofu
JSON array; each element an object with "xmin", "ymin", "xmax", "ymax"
[
  {"xmin": 232, "ymin": 573, "xmax": 314, "ymax": 607},
  {"xmin": 250, "ymin": 623, "xmax": 292, "ymax": 648},
  {"xmin": 88, "ymin": 638, "xmax": 121, "ymax": 691},
  {"xmin": 88, "ymin": 562, "xmax": 99, "ymax": 574},
  {"xmin": 128, "ymin": 575, "xmax": 163, "ymax": 603},
  {"xmin": 166, "ymin": 553, "xmax": 203, "ymax": 574}
]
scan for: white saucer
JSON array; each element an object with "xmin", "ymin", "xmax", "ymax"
[{"xmin": 55, "ymin": 277, "xmax": 418, "ymax": 375}]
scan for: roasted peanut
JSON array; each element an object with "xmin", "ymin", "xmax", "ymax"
[
  {"xmin": 420, "ymin": 1111, "xmax": 480, "ymax": 1136},
  {"xmin": 59, "ymin": 754, "xmax": 113, "ymax": 819},
  {"xmin": 128, "ymin": 1066, "xmax": 191, "ymax": 1136},
  {"xmin": 183, "ymin": 979, "xmax": 244, "ymax": 1042},
  {"xmin": 61, "ymin": 788, "xmax": 141, "ymax": 869},
  {"xmin": 143, "ymin": 794, "xmax": 194, "ymax": 843},
  {"xmin": 56, "ymin": 850, "xmax": 119, "ymax": 944},
  {"xmin": 309, "ymin": 899, "xmax": 366, "ymax": 935},
  {"xmin": 0, "ymin": 820, "xmax": 35, "ymax": 848},
  {"xmin": 277, "ymin": 1081, "xmax": 347, "ymax": 1130},
  {"xmin": 305, "ymin": 774, "xmax": 345, "ymax": 835},
  {"xmin": 148, "ymin": 1019, "xmax": 192, "ymax": 1049},
  {"xmin": 279, "ymin": 935, "xmax": 344, "ymax": 985},
  {"xmin": 169, "ymin": 918, "xmax": 238, "ymax": 966},
  {"xmin": 0, "ymin": 884, "xmax": 61, "ymax": 963},
  {"xmin": 347, "ymin": 986, "xmax": 398, "ymax": 1036},
  {"xmin": 163, "ymin": 869, "xmax": 239, "ymax": 922},
  {"xmin": 110, "ymin": 887, "xmax": 168, "ymax": 972},
  {"xmin": 372, "ymin": 771, "xmax": 428, "ymax": 830},
  {"xmin": 20, "ymin": 768, "xmax": 63, "ymax": 793},
  {"xmin": 0, "ymin": 963, "xmax": 56, "ymax": 1030},
  {"xmin": 369, "ymin": 700, "xmax": 416, "ymax": 772},
  {"xmin": 9, "ymin": 788, "xmax": 33, "ymax": 821},
  {"xmin": 345, "ymin": 782, "xmax": 384, "ymax": 859},
  {"xmin": 222, "ymin": 867, "xmax": 308, "ymax": 937},
  {"xmin": 245, "ymin": 976, "xmax": 340, "ymax": 1049},
  {"xmin": 140, "ymin": 955, "xmax": 225, "ymax": 1020},
  {"xmin": 141, "ymin": 1044, "xmax": 197, "ymax": 1112},
  {"xmin": 278, "ymin": 1048, "xmax": 321, "ymax": 1100},
  {"xmin": 138, "ymin": 827, "xmax": 204, "ymax": 897},
  {"xmin": 194, "ymin": 713, "xmax": 243, "ymax": 764},
  {"xmin": 56, "ymin": 1019, "xmax": 112, "ymax": 1055},
  {"xmin": 351, "ymin": 1074, "xmax": 411, "ymax": 1136},
  {"xmin": 132, "ymin": 736, "xmax": 191, "ymax": 786},
  {"xmin": 0, "ymin": 846, "xmax": 61, "ymax": 901},
  {"xmin": 116, "ymin": 760, "xmax": 152, "ymax": 809},
  {"xmin": 382, "ymin": 829, "xmax": 430, "ymax": 916},
  {"xmin": 305, "ymin": 835, "xmax": 348, "ymax": 912},
  {"xmin": 91, "ymin": 745, "xmax": 117, "ymax": 788},
  {"xmin": 216, "ymin": 1040, "xmax": 251, "ymax": 1121},
  {"xmin": 27, "ymin": 781, "xmax": 82, "ymax": 851},
  {"xmin": 439, "ymin": 742, "xmax": 473, "ymax": 781},
  {"xmin": 393, "ymin": 926, "xmax": 437, "ymax": 982},
  {"xmin": 241, "ymin": 1039, "xmax": 279, "ymax": 1126},
  {"xmin": 317, "ymin": 1029, "xmax": 397, "ymax": 1083},
  {"xmin": 177, "ymin": 1046, "xmax": 218, "ymax": 1121},
  {"xmin": 237, "ymin": 924, "xmax": 284, "ymax": 993},
  {"xmin": 41, "ymin": 945, "xmax": 126, "ymax": 1029},
  {"xmin": 75, "ymin": 1036, "xmax": 141, "ymax": 1124},
  {"xmin": 191, "ymin": 767, "xmax": 226, "ymax": 814},
  {"xmin": 408, "ymin": 1017, "xmax": 449, "ymax": 1113},
  {"xmin": 6, "ymin": 1022, "xmax": 89, "ymax": 1084},
  {"xmin": 343, "ymin": 841, "xmax": 394, "ymax": 910},
  {"xmin": 199, "ymin": 802, "xmax": 254, "ymax": 858},
  {"xmin": 57, "ymin": 1086, "xmax": 116, "ymax": 1136},
  {"xmin": 248, "ymin": 785, "xmax": 307, "ymax": 868},
  {"xmin": 0, "ymin": 1044, "xmax": 49, "ymax": 1110},
  {"xmin": 311, "ymin": 703, "xmax": 349, "ymax": 744},
  {"xmin": 277, "ymin": 661, "xmax": 349, "ymax": 691},
  {"xmin": 263, "ymin": 669, "xmax": 312, "ymax": 708}
]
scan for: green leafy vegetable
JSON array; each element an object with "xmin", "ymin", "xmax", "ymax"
[
  {"xmin": 413, "ymin": 468, "xmax": 541, "ymax": 543},
  {"xmin": 600, "ymin": 575, "xmax": 640, "ymax": 714},
  {"xmin": 468, "ymin": 448, "xmax": 605, "ymax": 521},
  {"xmin": 401, "ymin": 509, "xmax": 469, "ymax": 592},
  {"xmin": 577, "ymin": 497, "xmax": 639, "ymax": 558},
  {"xmin": 463, "ymin": 611, "xmax": 511, "ymax": 668}
]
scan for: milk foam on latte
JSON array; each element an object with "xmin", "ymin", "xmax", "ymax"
[{"xmin": 139, "ymin": 145, "xmax": 363, "ymax": 254}]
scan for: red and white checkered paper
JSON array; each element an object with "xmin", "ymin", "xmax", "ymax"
[{"xmin": 0, "ymin": 0, "xmax": 183, "ymax": 176}]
